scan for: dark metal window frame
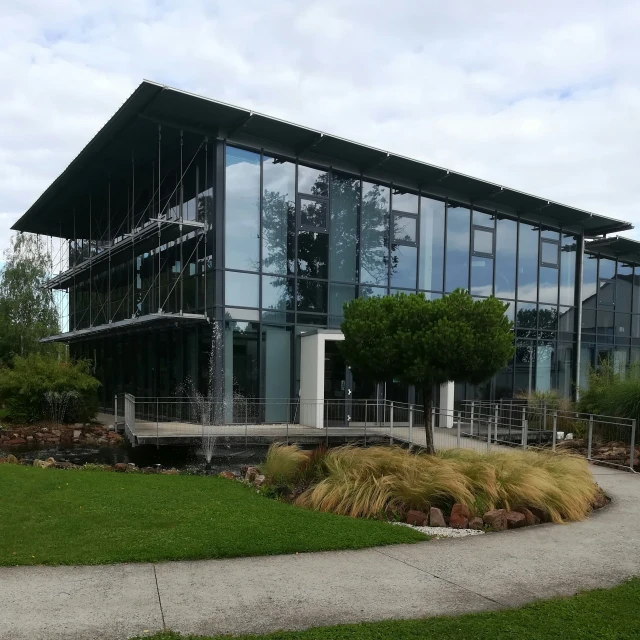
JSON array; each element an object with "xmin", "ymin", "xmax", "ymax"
[
  {"xmin": 540, "ymin": 237, "xmax": 560, "ymax": 269},
  {"xmin": 391, "ymin": 210, "xmax": 418, "ymax": 246},
  {"xmin": 471, "ymin": 224, "xmax": 495, "ymax": 259}
]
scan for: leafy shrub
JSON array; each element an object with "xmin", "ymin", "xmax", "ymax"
[
  {"xmin": 294, "ymin": 445, "xmax": 597, "ymax": 523},
  {"xmin": 0, "ymin": 354, "xmax": 100, "ymax": 423}
]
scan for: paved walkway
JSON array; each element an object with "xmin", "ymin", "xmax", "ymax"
[{"xmin": 1, "ymin": 465, "xmax": 638, "ymax": 640}]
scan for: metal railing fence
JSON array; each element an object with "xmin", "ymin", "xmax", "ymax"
[{"xmin": 114, "ymin": 394, "xmax": 638, "ymax": 472}]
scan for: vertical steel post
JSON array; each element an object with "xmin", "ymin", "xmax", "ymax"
[
  {"xmin": 542, "ymin": 401, "xmax": 547, "ymax": 446},
  {"xmin": 456, "ymin": 411, "xmax": 461, "ymax": 448},
  {"xmin": 588, "ymin": 415, "xmax": 594, "ymax": 461},
  {"xmin": 156, "ymin": 397, "xmax": 159, "ymax": 449},
  {"xmin": 390, "ymin": 402, "xmax": 394, "ymax": 445},
  {"xmin": 470, "ymin": 401, "xmax": 474, "ymax": 437},
  {"xmin": 409, "ymin": 404, "xmax": 413, "ymax": 446},
  {"xmin": 630, "ymin": 419, "xmax": 636, "ymax": 472},
  {"xmin": 522, "ymin": 405, "xmax": 527, "ymax": 449},
  {"xmin": 552, "ymin": 410, "xmax": 558, "ymax": 452},
  {"xmin": 364, "ymin": 399, "xmax": 368, "ymax": 447},
  {"xmin": 431, "ymin": 407, "xmax": 436, "ymax": 450},
  {"xmin": 494, "ymin": 403, "xmax": 499, "ymax": 444},
  {"xmin": 487, "ymin": 408, "xmax": 492, "ymax": 451},
  {"xmin": 245, "ymin": 401, "xmax": 248, "ymax": 450}
]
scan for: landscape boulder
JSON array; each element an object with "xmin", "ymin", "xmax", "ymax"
[
  {"xmin": 449, "ymin": 503, "xmax": 470, "ymax": 529},
  {"xmin": 527, "ymin": 506, "xmax": 550, "ymax": 523},
  {"xmin": 406, "ymin": 510, "xmax": 428, "ymax": 526},
  {"xmin": 245, "ymin": 466, "xmax": 259, "ymax": 483},
  {"xmin": 506, "ymin": 511, "xmax": 527, "ymax": 529},
  {"xmin": 6, "ymin": 454, "xmax": 18, "ymax": 464},
  {"xmin": 429, "ymin": 507, "xmax": 445, "ymax": 527},
  {"xmin": 114, "ymin": 462, "xmax": 128, "ymax": 472},
  {"xmin": 483, "ymin": 509, "xmax": 507, "ymax": 531},
  {"xmin": 468, "ymin": 517, "xmax": 484, "ymax": 530},
  {"xmin": 513, "ymin": 506, "xmax": 536, "ymax": 527},
  {"xmin": 254, "ymin": 474, "xmax": 266, "ymax": 487},
  {"xmin": 219, "ymin": 470, "xmax": 235, "ymax": 480},
  {"xmin": 591, "ymin": 492, "xmax": 608, "ymax": 510}
]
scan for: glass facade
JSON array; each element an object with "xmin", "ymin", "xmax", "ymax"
[{"xmin": 62, "ymin": 129, "xmax": 633, "ymax": 412}]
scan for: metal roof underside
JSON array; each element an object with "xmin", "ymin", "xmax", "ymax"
[
  {"xmin": 585, "ymin": 236, "xmax": 640, "ymax": 265},
  {"xmin": 13, "ymin": 80, "xmax": 633, "ymax": 238},
  {"xmin": 41, "ymin": 312, "xmax": 208, "ymax": 344}
]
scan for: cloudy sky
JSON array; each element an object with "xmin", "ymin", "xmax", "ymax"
[{"xmin": 2, "ymin": 0, "xmax": 640, "ymax": 256}]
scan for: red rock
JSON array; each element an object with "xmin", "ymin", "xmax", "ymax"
[
  {"xmin": 483, "ymin": 509, "xmax": 507, "ymax": 531},
  {"xmin": 468, "ymin": 517, "xmax": 484, "ymax": 530},
  {"xmin": 114, "ymin": 462, "xmax": 128, "ymax": 472},
  {"xmin": 406, "ymin": 510, "xmax": 428, "ymax": 526},
  {"xmin": 528, "ymin": 506, "xmax": 550, "ymax": 523},
  {"xmin": 219, "ymin": 470, "xmax": 235, "ymax": 480},
  {"xmin": 7, "ymin": 438, "xmax": 26, "ymax": 446},
  {"xmin": 591, "ymin": 492, "xmax": 608, "ymax": 509},
  {"xmin": 513, "ymin": 506, "xmax": 536, "ymax": 526},
  {"xmin": 449, "ymin": 504, "xmax": 470, "ymax": 529},
  {"xmin": 429, "ymin": 507, "xmax": 445, "ymax": 527},
  {"xmin": 506, "ymin": 511, "xmax": 527, "ymax": 529}
]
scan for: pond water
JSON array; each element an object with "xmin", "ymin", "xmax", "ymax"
[{"xmin": 1, "ymin": 440, "xmax": 268, "ymax": 474}]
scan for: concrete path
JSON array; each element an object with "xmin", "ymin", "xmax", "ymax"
[{"xmin": 1, "ymin": 466, "xmax": 638, "ymax": 640}]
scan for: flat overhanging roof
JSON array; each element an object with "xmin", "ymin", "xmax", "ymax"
[
  {"xmin": 13, "ymin": 80, "xmax": 634, "ymax": 238},
  {"xmin": 41, "ymin": 312, "xmax": 208, "ymax": 344},
  {"xmin": 585, "ymin": 236, "xmax": 640, "ymax": 265}
]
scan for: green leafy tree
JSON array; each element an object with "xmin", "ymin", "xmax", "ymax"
[
  {"xmin": 0, "ymin": 234, "xmax": 59, "ymax": 364},
  {"xmin": 340, "ymin": 290, "xmax": 515, "ymax": 453}
]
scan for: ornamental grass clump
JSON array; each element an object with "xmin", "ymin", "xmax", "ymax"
[
  {"xmin": 261, "ymin": 443, "xmax": 308, "ymax": 485},
  {"xmin": 290, "ymin": 445, "xmax": 598, "ymax": 523}
]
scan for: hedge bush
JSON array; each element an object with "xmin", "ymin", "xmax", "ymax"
[{"xmin": 0, "ymin": 354, "xmax": 100, "ymax": 423}]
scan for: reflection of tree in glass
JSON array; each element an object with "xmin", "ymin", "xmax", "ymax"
[
  {"xmin": 515, "ymin": 307, "xmax": 558, "ymax": 364},
  {"xmin": 361, "ymin": 183, "xmax": 390, "ymax": 290}
]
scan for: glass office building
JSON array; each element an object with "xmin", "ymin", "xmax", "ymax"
[{"xmin": 12, "ymin": 81, "xmax": 638, "ymax": 411}]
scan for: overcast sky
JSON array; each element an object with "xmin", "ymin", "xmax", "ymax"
[{"xmin": 2, "ymin": 0, "xmax": 640, "ymax": 256}]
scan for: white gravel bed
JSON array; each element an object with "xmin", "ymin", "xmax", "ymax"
[{"xmin": 392, "ymin": 522, "xmax": 485, "ymax": 538}]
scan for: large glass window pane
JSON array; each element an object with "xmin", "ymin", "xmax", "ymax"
[
  {"xmin": 599, "ymin": 258, "xmax": 616, "ymax": 280},
  {"xmin": 538, "ymin": 304, "xmax": 558, "ymax": 331},
  {"xmin": 297, "ymin": 230, "xmax": 328, "ymax": 279},
  {"xmin": 557, "ymin": 343, "xmax": 573, "ymax": 399},
  {"xmin": 390, "ymin": 244, "xmax": 417, "ymax": 289},
  {"xmin": 582, "ymin": 255, "xmax": 598, "ymax": 307},
  {"xmin": 224, "ymin": 320, "xmax": 259, "ymax": 418},
  {"xmin": 392, "ymin": 190, "xmax": 419, "ymax": 214},
  {"xmin": 262, "ymin": 156, "xmax": 295, "ymax": 275},
  {"xmin": 330, "ymin": 284, "xmax": 356, "ymax": 318},
  {"xmin": 330, "ymin": 173, "xmax": 359, "ymax": 283},
  {"xmin": 262, "ymin": 275, "xmax": 294, "ymax": 312},
  {"xmin": 514, "ymin": 340, "xmax": 535, "ymax": 394},
  {"xmin": 471, "ymin": 256, "xmax": 493, "ymax": 296},
  {"xmin": 360, "ymin": 286, "xmax": 388, "ymax": 299},
  {"xmin": 559, "ymin": 234, "xmax": 576, "ymax": 306},
  {"xmin": 360, "ymin": 181, "xmax": 389, "ymax": 286},
  {"xmin": 495, "ymin": 218, "xmax": 517, "ymax": 299},
  {"xmin": 541, "ymin": 240, "xmax": 559, "ymax": 267},
  {"xmin": 597, "ymin": 310, "xmax": 614, "ymax": 336},
  {"xmin": 517, "ymin": 223, "xmax": 539, "ymax": 302},
  {"xmin": 419, "ymin": 197, "xmax": 445, "ymax": 292},
  {"xmin": 225, "ymin": 147, "xmax": 260, "ymax": 271},
  {"xmin": 261, "ymin": 325, "xmax": 292, "ymax": 421},
  {"xmin": 445, "ymin": 203, "xmax": 470, "ymax": 292},
  {"xmin": 598, "ymin": 278, "xmax": 615, "ymax": 307},
  {"xmin": 616, "ymin": 313, "xmax": 631, "ymax": 340},
  {"xmin": 582, "ymin": 308, "xmax": 596, "ymax": 335},
  {"xmin": 300, "ymin": 198, "xmax": 327, "ymax": 230},
  {"xmin": 297, "ymin": 280, "xmax": 327, "ymax": 313},
  {"xmin": 225, "ymin": 271, "xmax": 259, "ymax": 308},
  {"xmin": 298, "ymin": 165, "xmax": 328, "ymax": 197},
  {"xmin": 634, "ymin": 267, "xmax": 640, "ymax": 314},
  {"xmin": 536, "ymin": 340, "xmax": 556, "ymax": 392},
  {"xmin": 539, "ymin": 266, "xmax": 559, "ymax": 304},
  {"xmin": 616, "ymin": 263, "xmax": 633, "ymax": 313}
]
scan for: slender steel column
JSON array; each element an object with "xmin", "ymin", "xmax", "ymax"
[{"xmin": 574, "ymin": 233, "xmax": 584, "ymax": 401}]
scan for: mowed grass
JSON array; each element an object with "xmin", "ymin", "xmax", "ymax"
[
  {"xmin": 0, "ymin": 464, "xmax": 425, "ymax": 567},
  {"xmin": 135, "ymin": 578, "xmax": 640, "ymax": 640}
]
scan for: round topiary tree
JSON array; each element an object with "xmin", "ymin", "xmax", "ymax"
[{"xmin": 340, "ymin": 290, "xmax": 515, "ymax": 453}]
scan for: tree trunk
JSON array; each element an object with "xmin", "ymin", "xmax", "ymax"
[{"xmin": 423, "ymin": 384, "xmax": 435, "ymax": 454}]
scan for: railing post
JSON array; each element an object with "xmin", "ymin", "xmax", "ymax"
[
  {"xmin": 588, "ymin": 415, "xmax": 594, "ymax": 461},
  {"xmin": 364, "ymin": 399, "xmax": 368, "ymax": 447},
  {"xmin": 409, "ymin": 404, "xmax": 413, "ymax": 447},
  {"xmin": 630, "ymin": 419, "xmax": 637, "ymax": 472},
  {"xmin": 470, "ymin": 401, "xmax": 474, "ymax": 437},
  {"xmin": 245, "ymin": 401, "xmax": 248, "ymax": 450},
  {"xmin": 487, "ymin": 407, "xmax": 492, "ymax": 451},
  {"xmin": 552, "ymin": 410, "xmax": 558, "ymax": 452},
  {"xmin": 390, "ymin": 401, "xmax": 394, "ymax": 445},
  {"xmin": 521, "ymin": 406, "xmax": 527, "ymax": 449},
  {"xmin": 456, "ymin": 411, "xmax": 461, "ymax": 448},
  {"xmin": 542, "ymin": 401, "xmax": 547, "ymax": 446},
  {"xmin": 156, "ymin": 397, "xmax": 159, "ymax": 449},
  {"xmin": 431, "ymin": 407, "xmax": 436, "ymax": 449},
  {"xmin": 494, "ymin": 403, "xmax": 499, "ymax": 445}
]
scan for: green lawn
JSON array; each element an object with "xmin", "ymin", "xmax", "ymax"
[
  {"xmin": 135, "ymin": 578, "xmax": 640, "ymax": 640},
  {"xmin": 0, "ymin": 464, "xmax": 425, "ymax": 566}
]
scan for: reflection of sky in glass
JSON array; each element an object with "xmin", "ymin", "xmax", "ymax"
[
  {"xmin": 517, "ymin": 223, "xmax": 538, "ymax": 302},
  {"xmin": 419, "ymin": 197, "xmax": 445, "ymax": 292},
  {"xmin": 390, "ymin": 244, "xmax": 417, "ymax": 289},
  {"xmin": 392, "ymin": 191, "xmax": 419, "ymax": 214},
  {"xmin": 445, "ymin": 205, "xmax": 470, "ymax": 292},
  {"xmin": 495, "ymin": 218, "xmax": 517, "ymax": 298},
  {"xmin": 225, "ymin": 147, "xmax": 260, "ymax": 271}
]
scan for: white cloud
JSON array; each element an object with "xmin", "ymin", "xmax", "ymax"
[{"xmin": 2, "ymin": 0, "xmax": 640, "ymax": 257}]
